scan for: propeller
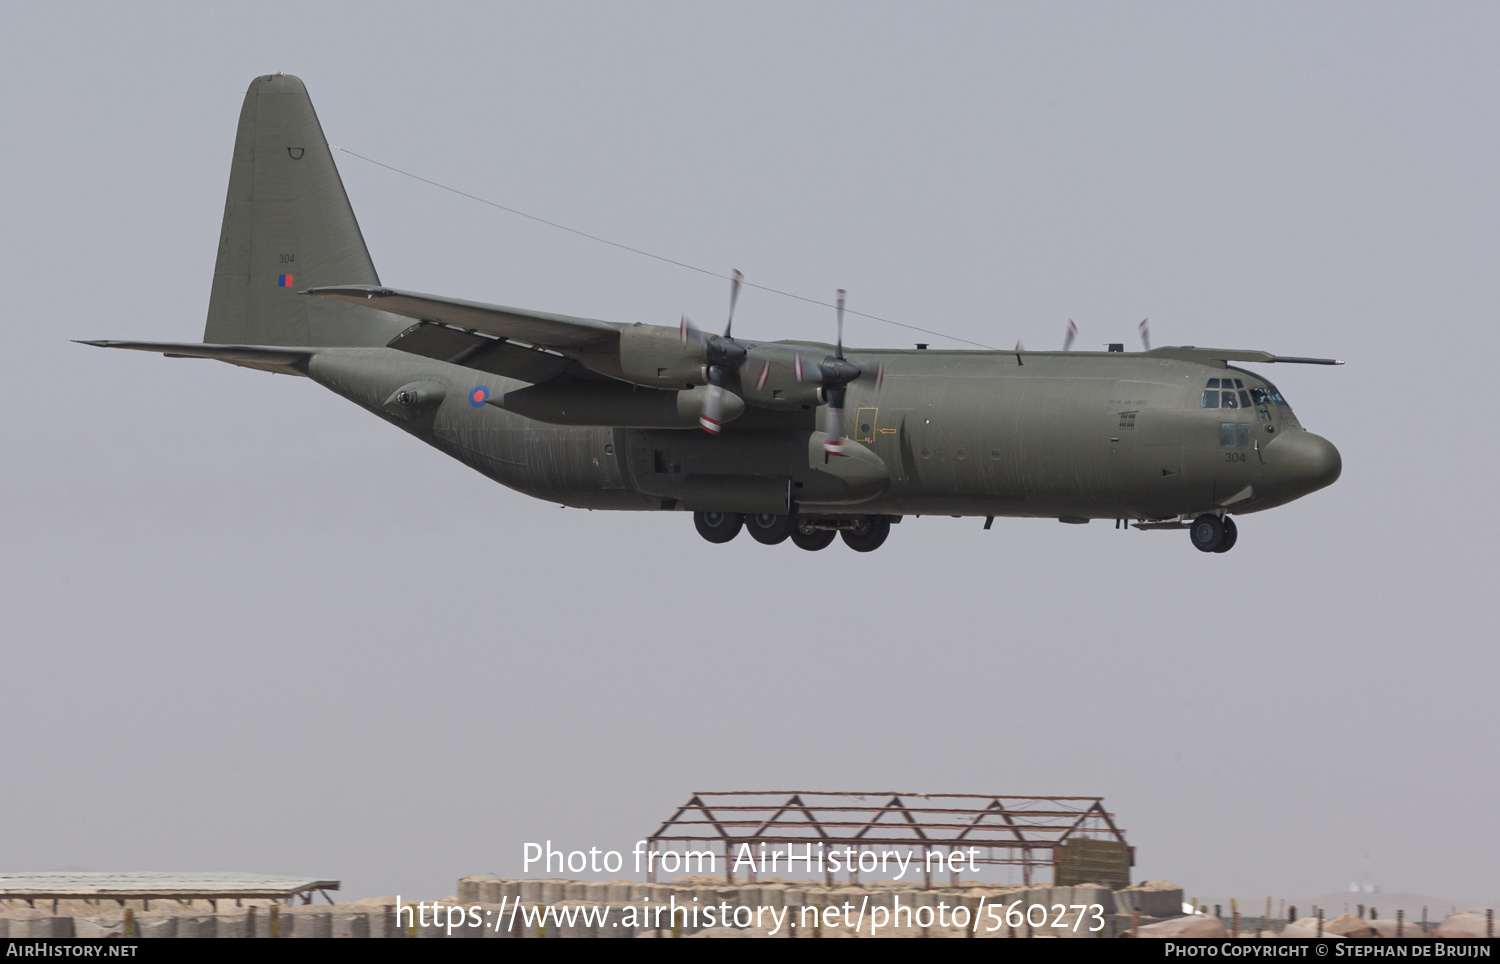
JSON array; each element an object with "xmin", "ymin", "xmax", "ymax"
[
  {"xmin": 1063, "ymin": 319, "xmax": 1077, "ymax": 351},
  {"xmin": 823, "ymin": 291, "xmax": 853, "ymax": 455},
  {"xmin": 1138, "ymin": 318, "xmax": 1150, "ymax": 351},
  {"xmin": 681, "ymin": 270, "xmax": 750, "ymax": 434},
  {"xmin": 725, "ymin": 268, "xmax": 742, "ymax": 339},
  {"xmin": 790, "ymin": 290, "xmax": 867, "ymax": 455}
]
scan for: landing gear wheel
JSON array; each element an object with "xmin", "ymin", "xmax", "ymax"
[
  {"xmin": 746, "ymin": 513, "xmax": 793, "ymax": 545},
  {"xmin": 841, "ymin": 516, "xmax": 891, "ymax": 552},
  {"xmin": 790, "ymin": 519, "xmax": 837, "ymax": 551},
  {"xmin": 1189, "ymin": 513, "xmax": 1226, "ymax": 553},
  {"xmin": 694, "ymin": 511, "xmax": 743, "ymax": 544},
  {"xmin": 1212, "ymin": 516, "xmax": 1238, "ymax": 553}
]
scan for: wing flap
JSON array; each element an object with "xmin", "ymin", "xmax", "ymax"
[
  {"xmin": 305, "ymin": 286, "xmax": 619, "ymax": 348},
  {"xmin": 385, "ymin": 322, "xmax": 583, "ymax": 384}
]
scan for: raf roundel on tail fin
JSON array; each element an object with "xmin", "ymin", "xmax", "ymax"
[{"xmin": 204, "ymin": 74, "xmax": 406, "ymax": 349}]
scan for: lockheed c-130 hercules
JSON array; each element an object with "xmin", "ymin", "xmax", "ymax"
[{"xmin": 87, "ymin": 74, "xmax": 1342, "ymax": 554}]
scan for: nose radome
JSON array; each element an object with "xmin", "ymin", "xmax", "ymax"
[{"xmin": 1267, "ymin": 429, "xmax": 1342, "ymax": 492}]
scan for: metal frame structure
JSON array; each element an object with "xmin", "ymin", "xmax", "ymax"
[{"xmin": 644, "ymin": 791, "xmax": 1130, "ymax": 887}]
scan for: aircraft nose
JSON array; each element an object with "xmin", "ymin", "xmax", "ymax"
[{"xmin": 1265, "ymin": 429, "xmax": 1342, "ymax": 494}]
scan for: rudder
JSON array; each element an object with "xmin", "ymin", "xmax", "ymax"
[{"xmin": 205, "ymin": 74, "xmax": 405, "ymax": 347}]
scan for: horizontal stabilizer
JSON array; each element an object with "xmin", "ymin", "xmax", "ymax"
[
  {"xmin": 77, "ymin": 340, "xmax": 316, "ymax": 376},
  {"xmin": 305, "ymin": 286, "xmax": 618, "ymax": 349}
]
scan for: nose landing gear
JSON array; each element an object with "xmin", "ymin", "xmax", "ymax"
[{"xmin": 1190, "ymin": 514, "xmax": 1238, "ymax": 553}]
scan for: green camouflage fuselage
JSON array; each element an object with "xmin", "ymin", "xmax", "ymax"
[{"xmin": 308, "ymin": 345, "xmax": 1338, "ymax": 522}]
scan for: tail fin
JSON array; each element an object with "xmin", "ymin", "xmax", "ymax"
[{"xmin": 205, "ymin": 74, "xmax": 405, "ymax": 347}]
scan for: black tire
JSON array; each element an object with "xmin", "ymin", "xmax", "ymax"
[
  {"xmin": 1189, "ymin": 513, "xmax": 1225, "ymax": 553},
  {"xmin": 746, "ymin": 513, "xmax": 793, "ymax": 545},
  {"xmin": 1212, "ymin": 516, "xmax": 1238, "ymax": 553},
  {"xmin": 694, "ymin": 511, "xmax": 743, "ymax": 544},
  {"xmin": 841, "ymin": 516, "xmax": 891, "ymax": 552},
  {"xmin": 790, "ymin": 519, "xmax": 837, "ymax": 551}
]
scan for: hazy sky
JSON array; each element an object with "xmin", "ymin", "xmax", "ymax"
[{"xmin": 3, "ymin": 3, "xmax": 1497, "ymax": 904}]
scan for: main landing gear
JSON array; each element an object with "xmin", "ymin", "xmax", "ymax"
[
  {"xmin": 693, "ymin": 512, "xmax": 894, "ymax": 552},
  {"xmin": 840, "ymin": 516, "xmax": 891, "ymax": 552},
  {"xmin": 693, "ymin": 510, "xmax": 743, "ymax": 544},
  {"xmin": 1189, "ymin": 514, "xmax": 1238, "ymax": 553},
  {"xmin": 790, "ymin": 519, "xmax": 836, "ymax": 551},
  {"xmin": 745, "ymin": 512, "xmax": 793, "ymax": 545}
]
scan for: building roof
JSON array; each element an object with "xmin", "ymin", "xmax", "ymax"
[{"xmin": 0, "ymin": 872, "xmax": 339, "ymax": 900}]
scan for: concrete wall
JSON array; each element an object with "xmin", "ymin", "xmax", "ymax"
[{"xmin": 11, "ymin": 878, "xmax": 1476, "ymax": 938}]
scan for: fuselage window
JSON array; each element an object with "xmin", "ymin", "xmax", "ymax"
[{"xmin": 1238, "ymin": 423, "xmax": 1250, "ymax": 447}]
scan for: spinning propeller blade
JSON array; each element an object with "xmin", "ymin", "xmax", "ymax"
[
  {"xmin": 825, "ymin": 291, "xmax": 847, "ymax": 455},
  {"xmin": 725, "ymin": 268, "xmax": 742, "ymax": 339},
  {"xmin": 821, "ymin": 290, "xmax": 863, "ymax": 455},
  {"xmin": 693, "ymin": 271, "xmax": 750, "ymax": 433}
]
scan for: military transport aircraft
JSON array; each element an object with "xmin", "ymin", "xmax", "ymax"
[{"xmin": 86, "ymin": 74, "xmax": 1342, "ymax": 554}]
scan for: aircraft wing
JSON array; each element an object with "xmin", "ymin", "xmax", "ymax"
[
  {"xmin": 304, "ymin": 286, "xmax": 620, "ymax": 349},
  {"xmin": 78, "ymin": 340, "xmax": 316, "ymax": 376}
]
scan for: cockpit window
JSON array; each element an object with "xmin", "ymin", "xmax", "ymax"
[
  {"xmin": 1206, "ymin": 377, "xmax": 1288, "ymax": 409},
  {"xmin": 1249, "ymin": 380, "xmax": 1289, "ymax": 405}
]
